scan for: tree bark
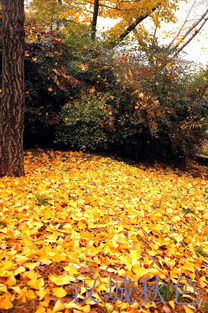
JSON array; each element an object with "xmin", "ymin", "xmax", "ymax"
[
  {"xmin": 168, "ymin": 0, "xmax": 197, "ymax": 48},
  {"xmin": 91, "ymin": 0, "xmax": 99, "ymax": 40},
  {"xmin": 173, "ymin": 7, "xmax": 208, "ymax": 52},
  {"xmin": 117, "ymin": 6, "xmax": 158, "ymax": 44},
  {"xmin": 174, "ymin": 13, "xmax": 208, "ymax": 56},
  {"xmin": 0, "ymin": 0, "xmax": 25, "ymax": 177}
]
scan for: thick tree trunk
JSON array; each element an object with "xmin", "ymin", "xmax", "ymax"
[{"xmin": 0, "ymin": 0, "xmax": 25, "ymax": 177}]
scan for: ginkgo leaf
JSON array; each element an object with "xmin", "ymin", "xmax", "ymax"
[
  {"xmin": 52, "ymin": 287, "xmax": 67, "ymax": 298},
  {"xmin": 203, "ymin": 212, "xmax": 208, "ymax": 219},
  {"xmin": 36, "ymin": 288, "xmax": 50, "ymax": 300},
  {"xmin": 49, "ymin": 274, "xmax": 73, "ymax": 286},
  {"xmin": 0, "ymin": 293, "xmax": 13, "ymax": 310},
  {"xmin": 63, "ymin": 265, "xmax": 79, "ymax": 274},
  {"xmin": 52, "ymin": 300, "xmax": 66, "ymax": 312},
  {"xmin": 184, "ymin": 307, "xmax": 195, "ymax": 313},
  {"xmin": 0, "ymin": 150, "xmax": 206, "ymax": 311},
  {"xmin": 0, "ymin": 284, "xmax": 7, "ymax": 293},
  {"xmin": 35, "ymin": 304, "xmax": 46, "ymax": 313},
  {"xmin": 168, "ymin": 300, "xmax": 175, "ymax": 309},
  {"xmin": 27, "ymin": 278, "xmax": 44, "ymax": 290}
]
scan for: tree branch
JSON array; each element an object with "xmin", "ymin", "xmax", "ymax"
[
  {"xmin": 116, "ymin": 6, "xmax": 158, "ymax": 44},
  {"xmin": 174, "ymin": 14, "xmax": 208, "ymax": 55},
  {"xmin": 168, "ymin": 0, "xmax": 197, "ymax": 48},
  {"xmin": 173, "ymin": 7, "xmax": 208, "ymax": 50}
]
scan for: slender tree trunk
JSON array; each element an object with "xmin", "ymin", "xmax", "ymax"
[
  {"xmin": 174, "ymin": 14, "xmax": 208, "ymax": 56},
  {"xmin": 173, "ymin": 7, "xmax": 208, "ymax": 52},
  {"xmin": 0, "ymin": 0, "xmax": 25, "ymax": 177},
  {"xmin": 91, "ymin": 0, "xmax": 99, "ymax": 40},
  {"xmin": 168, "ymin": 0, "xmax": 197, "ymax": 48},
  {"xmin": 117, "ymin": 6, "xmax": 158, "ymax": 44}
]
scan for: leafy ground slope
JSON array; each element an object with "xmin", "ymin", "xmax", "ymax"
[{"xmin": 0, "ymin": 150, "xmax": 207, "ymax": 313}]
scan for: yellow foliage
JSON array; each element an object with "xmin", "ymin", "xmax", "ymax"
[{"xmin": 27, "ymin": 0, "xmax": 185, "ymax": 42}]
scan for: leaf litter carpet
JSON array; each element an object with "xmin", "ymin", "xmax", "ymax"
[{"xmin": 0, "ymin": 150, "xmax": 207, "ymax": 313}]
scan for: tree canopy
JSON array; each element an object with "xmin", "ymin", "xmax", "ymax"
[{"xmin": 27, "ymin": 0, "xmax": 184, "ymax": 42}]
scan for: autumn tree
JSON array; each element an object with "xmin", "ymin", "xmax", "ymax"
[
  {"xmin": 0, "ymin": 0, "xmax": 25, "ymax": 177},
  {"xmin": 28, "ymin": 0, "xmax": 184, "ymax": 42},
  {"xmin": 27, "ymin": 0, "xmax": 66, "ymax": 31}
]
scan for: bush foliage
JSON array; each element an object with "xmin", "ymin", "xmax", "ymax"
[
  {"xmin": 55, "ymin": 42, "xmax": 207, "ymax": 161},
  {"xmin": 24, "ymin": 26, "xmax": 81, "ymax": 147},
  {"xmin": 1, "ymin": 25, "xmax": 206, "ymax": 162}
]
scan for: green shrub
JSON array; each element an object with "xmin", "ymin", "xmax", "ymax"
[{"xmin": 55, "ymin": 93, "xmax": 112, "ymax": 151}]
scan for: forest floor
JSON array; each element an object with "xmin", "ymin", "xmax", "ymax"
[{"xmin": 0, "ymin": 149, "xmax": 207, "ymax": 313}]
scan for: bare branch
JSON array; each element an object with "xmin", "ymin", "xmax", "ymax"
[
  {"xmin": 173, "ymin": 7, "xmax": 208, "ymax": 50},
  {"xmin": 168, "ymin": 0, "xmax": 197, "ymax": 48},
  {"xmin": 174, "ymin": 14, "xmax": 208, "ymax": 55},
  {"xmin": 152, "ymin": 25, "xmax": 157, "ymax": 42}
]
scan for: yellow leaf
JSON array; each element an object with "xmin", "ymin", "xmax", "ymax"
[
  {"xmin": 11, "ymin": 286, "xmax": 21, "ymax": 293},
  {"xmin": 6, "ymin": 275, "xmax": 16, "ymax": 287},
  {"xmin": 15, "ymin": 255, "xmax": 29, "ymax": 264},
  {"xmin": 28, "ymin": 290, "xmax": 36, "ymax": 299},
  {"xmin": 199, "ymin": 276, "xmax": 207, "ymax": 288},
  {"xmin": 169, "ymin": 300, "xmax": 175, "ymax": 309},
  {"xmin": 35, "ymin": 304, "xmax": 46, "ymax": 313},
  {"xmin": 0, "ymin": 284, "xmax": 7, "ymax": 293},
  {"xmin": 25, "ymin": 262, "xmax": 40, "ymax": 270},
  {"xmin": 89, "ymin": 87, "xmax": 95, "ymax": 93},
  {"xmin": 53, "ymin": 300, "xmax": 66, "ymax": 312},
  {"xmin": 184, "ymin": 307, "xmax": 195, "ymax": 313},
  {"xmin": 52, "ymin": 287, "xmax": 67, "ymax": 298},
  {"xmin": 129, "ymin": 69, "xmax": 133, "ymax": 77},
  {"xmin": 49, "ymin": 274, "xmax": 72, "ymax": 286},
  {"xmin": 28, "ymin": 278, "xmax": 44, "ymax": 290},
  {"xmin": 79, "ymin": 64, "xmax": 88, "ymax": 70},
  {"xmin": 132, "ymin": 266, "xmax": 159, "ymax": 280},
  {"xmin": 36, "ymin": 288, "xmax": 50, "ymax": 300},
  {"xmin": 203, "ymin": 212, "xmax": 208, "ymax": 219},
  {"xmin": 14, "ymin": 265, "xmax": 26, "ymax": 275},
  {"xmin": 0, "ymin": 293, "xmax": 13, "ymax": 310},
  {"xmin": 63, "ymin": 265, "xmax": 79, "ymax": 275}
]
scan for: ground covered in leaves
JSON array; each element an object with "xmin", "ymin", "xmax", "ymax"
[{"xmin": 0, "ymin": 150, "xmax": 207, "ymax": 313}]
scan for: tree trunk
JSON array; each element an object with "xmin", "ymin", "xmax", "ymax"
[
  {"xmin": 0, "ymin": 0, "xmax": 25, "ymax": 177},
  {"xmin": 117, "ymin": 6, "xmax": 158, "ymax": 44},
  {"xmin": 91, "ymin": 0, "xmax": 99, "ymax": 40}
]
